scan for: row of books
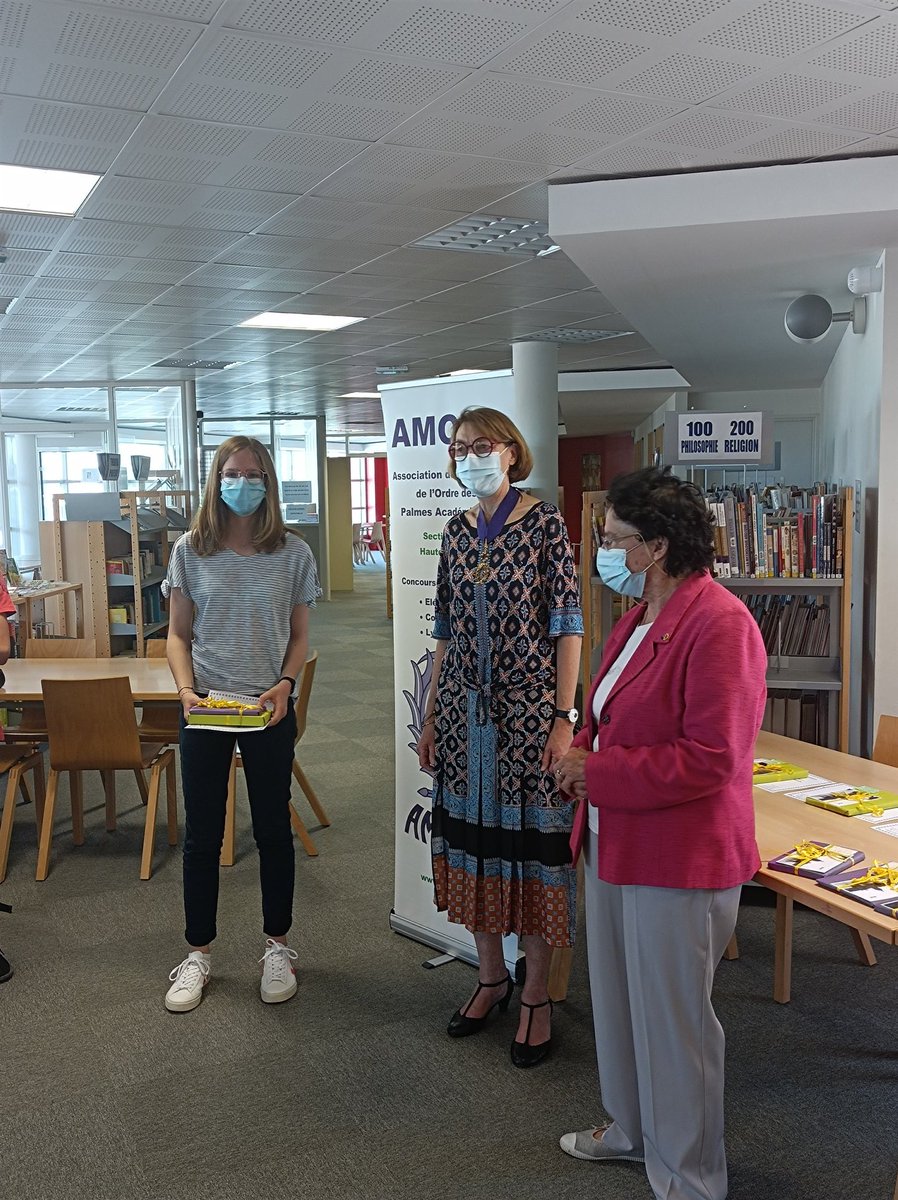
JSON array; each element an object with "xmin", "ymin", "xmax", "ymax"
[
  {"xmin": 736, "ymin": 593, "xmax": 830, "ymax": 656},
  {"xmin": 106, "ymin": 550, "xmax": 158, "ymax": 579},
  {"xmin": 769, "ymin": 843, "xmax": 898, "ymax": 919},
  {"xmin": 760, "ymin": 690, "xmax": 830, "ymax": 745},
  {"xmin": 708, "ymin": 486, "xmax": 844, "ymax": 578},
  {"xmin": 108, "ymin": 587, "xmax": 163, "ymax": 627}
]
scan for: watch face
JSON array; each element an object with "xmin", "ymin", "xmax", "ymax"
[{"xmin": 569, "ymin": 708, "xmax": 578, "ymax": 723}]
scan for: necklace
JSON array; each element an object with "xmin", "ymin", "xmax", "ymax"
[{"xmin": 470, "ymin": 487, "xmax": 519, "ymax": 583}]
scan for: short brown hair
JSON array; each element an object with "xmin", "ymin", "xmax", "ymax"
[
  {"xmin": 447, "ymin": 406, "xmax": 533, "ymax": 484},
  {"xmin": 190, "ymin": 436, "xmax": 286, "ymax": 556}
]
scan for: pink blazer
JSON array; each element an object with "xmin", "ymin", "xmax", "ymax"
[{"xmin": 570, "ymin": 572, "xmax": 767, "ymax": 889}]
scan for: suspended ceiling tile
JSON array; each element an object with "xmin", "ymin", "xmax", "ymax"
[
  {"xmin": 716, "ymin": 73, "xmax": 862, "ymax": 120},
  {"xmin": 227, "ymin": 0, "xmax": 394, "ymax": 43},
  {"xmin": 576, "ymin": 0, "xmax": 733, "ymax": 39},
  {"xmin": 736, "ymin": 123, "xmax": 864, "ymax": 160},
  {"xmin": 617, "ymin": 51, "xmax": 760, "ymax": 105},
  {"xmin": 700, "ymin": 1, "xmax": 868, "ymax": 58},
  {"xmin": 494, "ymin": 28, "xmax": 650, "ymax": 87},
  {"xmin": 442, "ymin": 74, "xmax": 580, "ymax": 122},
  {"xmin": 811, "ymin": 19, "xmax": 898, "ymax": 77},
  {"xmin": 383, "ymin": 112, "xmax": 515, "ymax": 152},
  {"xmin": 816, "ymin": 89, "xmax": 898, "ymax": 133},
  {"xmin": 374, "ymin": 7, "xmax": 529, "ymax": 69},
  {"xmin": 287, "ymin": 100, "xmax": 404, "ymax": 141}
]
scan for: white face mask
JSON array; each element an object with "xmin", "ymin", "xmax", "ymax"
[{"xmin": 455, "ymin": 452, "xmax": 506, "ymax": 498}]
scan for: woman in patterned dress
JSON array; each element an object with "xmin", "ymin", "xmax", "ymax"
[{"xmin": 418, "ymin": 406, "xmax": 583, "ymax": 1067}]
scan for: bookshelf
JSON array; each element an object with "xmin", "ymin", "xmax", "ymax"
[
  {"xmin": 40, "ymin": 490, "xmax": 190, "ymax": 656},
  {"xmin": 578, "ymin": 484, "xmax": 854, "ymax": 753}
]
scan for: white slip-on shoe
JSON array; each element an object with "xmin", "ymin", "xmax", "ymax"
[
  {"xmin": 559, "ymin": 1126, "xmax": 645, "ymax": 1162},
  {"xmin": 165, "ymin": 952, "xmax": 210, "ymax": 1013},
  {"xmin": 259, "ymin": 938, "xmax": 298, "ymax": 1004}
]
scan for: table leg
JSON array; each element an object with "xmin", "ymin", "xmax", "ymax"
[
  {"xmin": 723, "ymin": 933, "xmax": 740, "ymax": 960},
  {"xmin": 774, "ymin": 894, "xmax": 793, "ymax": 1004},
  {"xmin": 849, "ymin": 927, "xmax": 877, "ymax": 967},
  {"xmin": 548, "ymin": 947, "xmax": 574, "ymax": 1002}
]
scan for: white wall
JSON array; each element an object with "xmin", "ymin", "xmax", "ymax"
[
  {"xmin": 874, "ymin": 251, "xmax": 898, "ymax": 744},
  {"xmin": 819, "ymin": 257, "xmax": 885, "ymax": 754}
]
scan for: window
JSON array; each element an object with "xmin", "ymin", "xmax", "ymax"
[{"xmin": 350, "ymin": 457, "xmax": 376, "ymax": 526}]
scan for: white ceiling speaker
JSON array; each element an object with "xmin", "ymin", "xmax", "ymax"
[
  {"xmin": 847, "ymin": 265, "xmax": 883, "ymax": 296},
  {"xmin": 784, "ymin": 294, "xmax": 866, "ymax": 343}
]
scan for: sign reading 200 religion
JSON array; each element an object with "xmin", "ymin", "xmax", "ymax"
[{"xmin": 381, "ymin": 372, "xmax": 520, "ymax": 964}]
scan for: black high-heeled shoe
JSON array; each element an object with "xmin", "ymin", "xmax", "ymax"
[
  {"xmin": 447, "ymin": 974, "xmax": 513, "ymax": 1038},
  {"xmin": 510, "ymin": 998, "xmax": 553, "ymax": 1068}
]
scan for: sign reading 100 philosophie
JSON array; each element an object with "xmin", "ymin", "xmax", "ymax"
[{"xmin": 675, "ymin": 411, "xmax": 764, "ymax": 463}]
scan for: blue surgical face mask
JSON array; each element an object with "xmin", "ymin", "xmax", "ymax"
[
  {"xmin": 596, "ymin": 545, "xmax": 651, "ymax": 598},
  {"xmin": 455, "ymin": 452, "xmax": 506, "ymax": 498},
  {"xmin": 220, "ymin": 477, "xmax": 266, "ymax": 516}
]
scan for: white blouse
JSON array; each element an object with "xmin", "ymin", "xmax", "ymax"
[{"xmin": 587, "ymin": 622, "xmax": 653, "ymax": 836}]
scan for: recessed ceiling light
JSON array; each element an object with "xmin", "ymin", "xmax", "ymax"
[
  {"xmin": 340, "ymin": 391, "xmax": 381, "ymax": 399},
  {"xmin": 443, "ymin": 368, "xmax": 487, "ymax": 376},
  {"xmin": 240, "ymin": 312, "xmax": 366, "ymax": 331},
  {"xmin": 0, "ymin": 163, "xmax": 101, "ymax": 216}
]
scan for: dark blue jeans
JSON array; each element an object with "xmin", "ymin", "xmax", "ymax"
[{"xmin": 179, "ymin": 707, "xmax": 297, "ymax": 947}]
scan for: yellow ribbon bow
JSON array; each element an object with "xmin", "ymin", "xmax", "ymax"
[
  {"xmin": 829, "ymin": 789, "xmax": 884, "ymax": 817},
  {"xmin": 788, "ymin": 841, "xmax": 851, "ymax": 874},
  {"xmin": 835, "ymin": 860, "xmax": 898, "ymax": 891}
]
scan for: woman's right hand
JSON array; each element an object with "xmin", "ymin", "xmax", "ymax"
[
  {"xmin": 418, "ymin": 722, "xmax": 436, "ymax": 770},
  {"xmin": 180, "ymin": 689, "xmax": 199, "ymax": 720}
]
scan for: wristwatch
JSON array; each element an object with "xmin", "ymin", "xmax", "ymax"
[{"xmin": 554, "ymin": 706, "xmax": 578, "ymax": 724}]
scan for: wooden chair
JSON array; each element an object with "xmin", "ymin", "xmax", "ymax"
[
  {"xmin": 0, "ymin": 745, "xmax": 46, "ymax": 882},
  {"xmin": 5, "ymin": 639, "xmax": 99, "ymax": 803},
  {"xmin": 872, "ymin": 715, "xmax": 898, "ymax": 768},
  {"xmin": 13, "ymin": 637, "xmax": 153, "ymax": 806},
  {"xmin": 36, "ymin": 676, "xmax": 177, "ymax": 881},
  {"xmin": 221, "ymin": 652, "xmax": 329, "ymax": 865}
]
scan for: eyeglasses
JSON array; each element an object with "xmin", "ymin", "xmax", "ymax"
[
  {"xmin": 599, "ymin": 531, "xmax": 642, "ymax": 550},
  {"xmin": 448, "ymin": 437, "xmax": 508, "ymax": 461},
  {"xmin": 220, "ymin": 469, "xmax": 268, "ymax": 483}
]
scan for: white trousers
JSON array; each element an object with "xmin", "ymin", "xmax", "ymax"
[{"xmin": 584, "ymin": 835, "xmax": 741, "ymax": 1200}]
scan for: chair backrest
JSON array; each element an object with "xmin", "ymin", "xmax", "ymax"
[
  {"xmin": 41, "ymin": 677, "xmax": 143, "ymax": 771},
  {"xmin": 26, "ymin": 637, "xmax": 97, "ymax": 659},
  {"xmin": 872, "ymin": 715, "xmax": 898, "ymax": 768},
  {"xmin": 294, "ymin": 651, "xmax": 318, "ymax": 743},
  {"xmin": 351, "ymin": 523, "xmax": 362, "ymax": 541},
  {"xmin": 145, "ymin": 639, "xmax": 168, "ymax": 658},
  {"xmin": 368, "ymin": 521, "xmax": 384, "ymax": 545}
]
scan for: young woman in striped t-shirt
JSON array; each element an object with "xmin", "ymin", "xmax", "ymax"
[{"xmin": 164, "ymin": 436, "xmax": 320, "ymax": 1013}]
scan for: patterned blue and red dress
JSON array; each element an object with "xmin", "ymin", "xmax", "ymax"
[{"xmin": 430, "ymin": 501, "xmax": 583, "ymax": 947}]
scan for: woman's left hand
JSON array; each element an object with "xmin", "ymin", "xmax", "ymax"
[
  {"xmin": 542, "ymin": 719, "xmax": 575, "ymax": 774},
  {"xmin": 260, "ymin": 679, "xmax": 292, "ymax": 726},
  {"xmin": 553, "ymin": 746, "xmax": 590, "ymax": 794}
]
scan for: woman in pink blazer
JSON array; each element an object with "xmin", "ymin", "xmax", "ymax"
[{"xmin": 554, "ymin": 467, "xmax": 767, "ymax": 1200}]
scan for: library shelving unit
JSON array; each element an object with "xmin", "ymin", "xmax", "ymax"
[
  {"xmin": 717, "ymin": 485, "xmax": 853, "ymax": 752},
  {"xmin": 578, "ymin": 486, "xmax": 853, "ymax": 753},
  {"xmin": 41, "ymin": 490, "xmax": 190, "ymax": 656}
]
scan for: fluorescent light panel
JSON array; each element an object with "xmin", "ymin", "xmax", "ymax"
[
  {"xmin": 240, "ymin": 312, "xmax": 366, "ymax": 331},
  {"xmin": 0, "ymin": 163, "xmax": 101, "ymax": 216}
]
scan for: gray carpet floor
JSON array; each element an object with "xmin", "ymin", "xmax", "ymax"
[{"xmin": 2, "ymin": 563, "xmax": 896, "ymax": 1200}]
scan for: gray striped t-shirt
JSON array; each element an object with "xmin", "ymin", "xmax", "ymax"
[{"xmin": 166, "ymin": 531, "xmax": 321, "ymax": 697}]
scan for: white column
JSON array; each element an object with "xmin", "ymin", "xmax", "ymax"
[
  {"xmin": 183, "ymin": 380, "xmax": 199, "ymax": 510},
  {"xmin": 6, "ymin": 434, "xmax": 41, "ymax": 564},
  {"xmin": 512, "ymin": 340, "xmax": 558, "ymax": 503}
]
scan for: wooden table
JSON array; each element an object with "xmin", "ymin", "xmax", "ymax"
[
  {"xmin": 0, "ymin": 656, "xmax": 176, "ymax": 701},
  {"xmin": 9, "ymin": 582, "xmax": 85, "ymax": 650},
  {"xmin": 755, "ymin": 730, "xmax": 898, "ymax": 1002},
  {"xmin": 548, "ymin": 730, "xmax": 898, "ymax": 1004}
]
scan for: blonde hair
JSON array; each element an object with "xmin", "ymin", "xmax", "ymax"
[
  {"xmin": 447, "ymin": 406, "xmax": 533, "ymax": 484},
  {"xmin": 190, "ymin": 436, "xmax": 286, "ymax": 556}
]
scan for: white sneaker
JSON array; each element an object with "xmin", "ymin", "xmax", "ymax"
[
  {"xmin": 259, "ymin": 938, "xmax": 298, "ymax": 1004},
  {"xmin": 165, "ymin": 951, "xmax": 210, "ymax": 1013}
]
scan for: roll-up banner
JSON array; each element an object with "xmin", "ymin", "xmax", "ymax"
[{"xmin": 382, "ymin": 371, "xmax": 523, "ymax": 967}]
